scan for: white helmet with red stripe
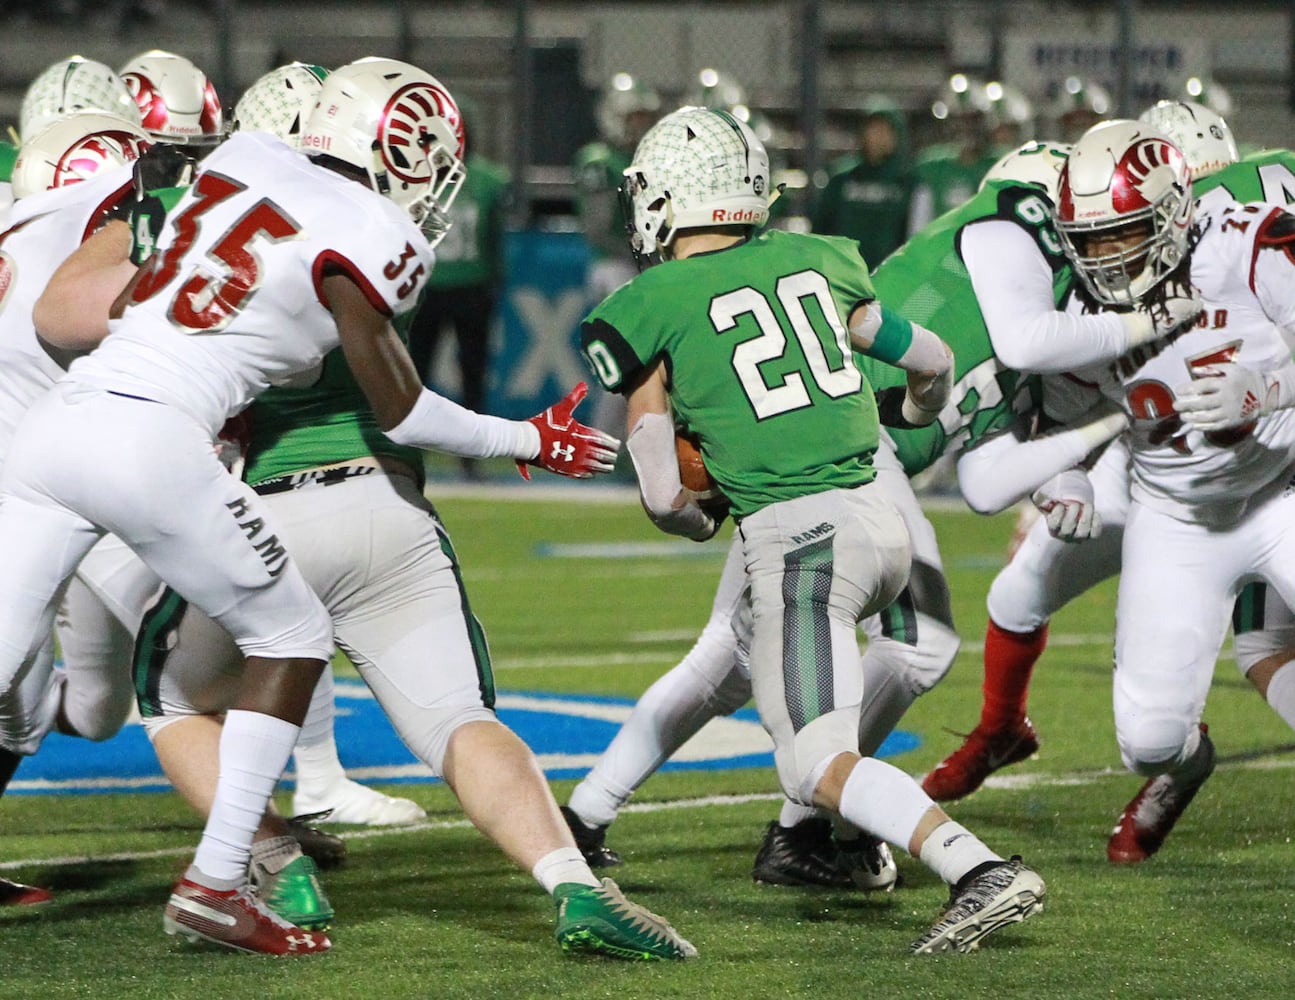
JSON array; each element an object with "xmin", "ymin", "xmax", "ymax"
[
  {"xmin": 119, "ymin": 50, "xmax": 224, "ymax": 145},
  {"xmin": 300, "ymin": 57, "xmax": 465, "ymax": 245},
  {"xmin": 1053, "ymin": 119, "xmax": 1193, "ymax": 306},
  {"xmin": 11, "ymin": 112, "xmax": 151, "ymax": 198}
]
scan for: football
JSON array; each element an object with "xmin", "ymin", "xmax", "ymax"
[{"xmin": 676, "ymin": 430, "xmax": 724, "ymax": 504}]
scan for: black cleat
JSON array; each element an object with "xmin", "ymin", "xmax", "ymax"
[
  {"xmin": 287, "ymin": 810, "xmax": 348, "ymax": 869},
  {"xmin": 561, "ymin": 806, "xmax": 622, "ymax": 868},
  {"xmin": 752, "ymin": 818, "xmax": 855, "ymax": 888}
]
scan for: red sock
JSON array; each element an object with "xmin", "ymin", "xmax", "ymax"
[{"xmin": 979, "ymin": 619, "xmax": 1048, "ymax": 731}]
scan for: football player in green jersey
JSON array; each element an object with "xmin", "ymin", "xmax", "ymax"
[{"xmin": 580, "ymin": 106, "xmax": 1046, "ymax": 955}]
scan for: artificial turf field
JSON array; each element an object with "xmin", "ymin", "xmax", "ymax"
[{"xmin": 3, "ymin": 484, "xmax": 1293, "ymax": 1000}]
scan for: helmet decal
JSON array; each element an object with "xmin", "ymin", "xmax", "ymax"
[
  {"xmin": 379, "ymin": 81, "xmax": 463, "ymax": 184},
  {"xmin": 1112, "ymin": 138, "xmax": 1185, "ymax": 215}
]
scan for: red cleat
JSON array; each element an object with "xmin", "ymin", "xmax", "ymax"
[
  {"xmin": 921, "ymin": 718, "xmax": 1040, "ymax": 801},
  {"xmin": 163, "ymin": 877, "xmax": 331, "ymax": 956},
  {"xmin": 1108, "ymin": 725, "xmax": 1215, "ymax": 864},
  {"xmin": 0, "ymin": 876, "xmax": 52, "ymax": 906}
]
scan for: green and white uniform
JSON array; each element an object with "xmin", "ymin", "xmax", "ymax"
[
  {"xmin": 582, "ymin": 229, "xmax": 913, "ymax": 804},
  {"xmin": 0, "ymin": 139, "xmax": 17, "ymax": 225}
]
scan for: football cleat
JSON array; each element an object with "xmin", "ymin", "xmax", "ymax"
[
  {"xmin": 286, "ymin": 811, "xmax": 348, "ymax": 869},
  {"xmin": 253, "ymin": 855, "xmax": 335, "ymax": 931},
  {"xmin": 910, "ymin": 857, "xmax": 1045, "ymax": 955},
  {"xmin": 554, "ymin": 878, "xmax": 697, "ymax": 961},
  {"xmin": 835, "ymin": 834, "xmax": 900, "ymax": 893},
  {"xmin": 292, "ymin": 779, "xmax": 426, "ymax": 827},
  {"xmin": 560, "ymin": 806, "xmax": 622, "ymax": 868},
  {"xmin": 752, "ymin": 819, "xmax": 854, "ymax": 889},
  {"xmin": 920, "ymin": 718, "xmax": 1040, "ymax": 801},
  {"xmin": 163, "ymin": 877, "xmax": 331, "ymax": 956},
  {"xmin": 0, "ymin": 876, "xmax": 52, "ymax": 906},
  {"xmin": 1108, "ymin": 724, "xmax": 1216, "ymax": 864}
]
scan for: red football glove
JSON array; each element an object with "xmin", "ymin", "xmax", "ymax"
[{"xmin": 517, "ymin": 382, "xmax": 621, "ymax": 480}]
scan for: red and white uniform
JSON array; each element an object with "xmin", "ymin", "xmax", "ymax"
[
  {"xmin": 0, "ymin": 132, "xmax": 431, "ymax": 702},
  {"xmin": 1051, "ymin": 201, "xmax": 1295, "ymax": 773}
]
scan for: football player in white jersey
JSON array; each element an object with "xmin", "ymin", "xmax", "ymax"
[
  {"xmin": 30, "ymin": 58, "xmax": 693, "ymax": 962},
  {"xmin": 0, "ymin": 111, "xmax": 154, "ymax": 908},
  {"xmin": 0, "ymin": 57, "xmax": 622, "ymax": 957},
  {"xmin": 1040, "ymin": 120, "xmax": 1295, "ymax": 860}
]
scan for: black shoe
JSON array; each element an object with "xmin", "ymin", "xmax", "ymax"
[
  {"xmin": 752, "ymin": 818, "xmax": 855, "ymax": 888},
  {"xmin": 560, "ymin": 806, "xmax": 622, "ymax": 868},
  {"xmin": 287, "ymin": 810, "xmax": 348, "ymax": 869}
]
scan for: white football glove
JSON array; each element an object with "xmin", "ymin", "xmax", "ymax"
[
  {"xmin": 1120, "ymin": 291, "xmax": 1203, "ymax": 349},
  {"xmin": 1174, "ymin": 363, "xmax": 1274, "ymax": 432},
  {"xmin": 1031, "ymin": 467, "xmax": 1101, "ymax": 542}
]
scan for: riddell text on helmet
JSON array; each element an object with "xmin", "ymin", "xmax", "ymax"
[{"xmin": 712, "ymin": 208, "xmax": 763, "ymax": 222}]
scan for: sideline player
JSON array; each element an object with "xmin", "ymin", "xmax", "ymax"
[
  {"xmin": 0, "ymin": 57, "xmax": 619, "ymax": 956},
  {"xmin": 581, "ymin": 106, "xmax": 1045, "ymax": 955},
  {"xmin": 35, "ymin": 58, "xmax": 694, "ymax": 963}
]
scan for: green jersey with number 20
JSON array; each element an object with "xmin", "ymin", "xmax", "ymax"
[
  {"xmin": 581, "ymin": 230, "xmax": 883, "ymax": 519},
  {"xmin": 861, "ymin": 180, "xmax": 1070, "ymax": 476}
]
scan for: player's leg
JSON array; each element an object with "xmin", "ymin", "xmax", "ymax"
[
  {"xmin": 922, "ymin": 440, "xmax": 1130, "ymax": 801},
  {"xmin": 565, "ymin": 537, "xmax": 751, "ymax": 862},
  {"xmin": 1107, "ymin": 502, "xmax": 1233, "ymax": 863},
  {"xmin": 1232, "ymin": 583, "xmax": 1295, "ymax": 729},
  {"xmin": 741, "ymin": 485, "xmax": 1044, "ymax": 954},
  {"xmin": 332, "ymin": 473, "xmax": 694, "ymax": 959}
]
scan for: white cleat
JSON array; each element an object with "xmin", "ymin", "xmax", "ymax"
[{"xmin": 293, "ymin": 779, "xmax": 426, "ymax": 827}]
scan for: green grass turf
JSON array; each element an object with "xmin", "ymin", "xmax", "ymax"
[{"xmin": 3, "ymin": 493, "xmax": 1294, "ymax": 999}]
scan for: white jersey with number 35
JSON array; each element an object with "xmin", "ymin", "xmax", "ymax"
[
  {"xmin": 1057, "ymin": 200, "xmax": 1295, "ymax": 527},
  {"xmin": 70, "ymin": 131, "xmax": 433, "ymax": 435}
]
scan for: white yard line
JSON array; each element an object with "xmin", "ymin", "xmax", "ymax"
[{"xmin": 3, "ymin": 755, "xmax": 1289, "ymax": 873}]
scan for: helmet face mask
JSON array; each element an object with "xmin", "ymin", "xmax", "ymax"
[
  {"xmin": 232, "ymin": 63, "xmax": 328, "ymax": 149},
  {"xmin": 1054, "ymin": 120, "xmax": 1193, "ymax": 307},
  {"xmin": 1137, "ymin": 100, "xmax": 1238, "ymax": 182},
  {"xmin": 20, "ymin": 56, "xmax": 142, "ymax": 141},
  {"xmin": 12, "ymin": 112, "xmax": 152, "ymax": 199},
  {"xmin": 620, "ymin": 106, "xmax": 770, "ymax": 269},
  {"xmin": 300, "ymin": 57, "xmax": 465, "ymax": 246},
  {"xmin": 119, "ymin": 50, "xmax": 224, "ymax": 146}
]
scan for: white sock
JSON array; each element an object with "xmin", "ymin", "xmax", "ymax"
[
  {"xmin": 778, "ymin": 801, "xmax": 821, "ymax": 828},
  {"xmin": 250, "ymin": 835, "xmax": 300, "ymax": 877},
  {"xmin": 292, "ymin": 670, "xmax": 347, "ymax": 791},
  {"xmin": 918, "ymin": 820, "xmax": 1001, "ymax": 886},
  {"xmin": 1264, "ymin": 660, "xmax": 1295, "ymax": 730},
  {"xmin": 835, "ymin": 756, "xmax": 937, "ymax": 849},
  {"xmin": 191, "ymin": 709, "xmax": 301, "ymax": 885},
  {"xmin": 569, "ymin": 640, "xmax": 730, "ymax": 827},
  {"xmin": 532, "ymin": 847, "xmax": 600, "ymax": 894}
]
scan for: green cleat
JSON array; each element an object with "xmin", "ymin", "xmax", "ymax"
[
  {"xmin": 256, "ymin": 855, "xmax": 335, "ymax": 931},
  {"xmin": 554, "ymin": 878, "xmax": 697, "ymax": 961}
]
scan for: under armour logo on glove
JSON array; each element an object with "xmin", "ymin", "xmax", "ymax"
[{"xmin": 517, "ymin": 382, "xmax": 622, "ymax": 480}]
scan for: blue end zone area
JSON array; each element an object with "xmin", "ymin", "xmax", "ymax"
[{"xmin": 10, "ymin": 680, "xmax": 921, "ymax": 795}]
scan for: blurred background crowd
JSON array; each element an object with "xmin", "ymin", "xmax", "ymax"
[{"xmin": 1, "ymin": 0, "xmax": 1290, "ymax": 445}]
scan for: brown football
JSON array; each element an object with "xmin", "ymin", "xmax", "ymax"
[{"xmin": 676, "ymin": 430, "xmax": 722, "ymax": 502}]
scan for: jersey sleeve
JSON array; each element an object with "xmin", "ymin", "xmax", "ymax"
[
  {"xmin": 961, "ymin": 218, "xmax": 1130, "ymax": 373},
  {"xmin": 580, "ymin": 282, "xmax": 661, "ymax": 394},
  {"xmin": 311, "ymin": 205, "xmax": 432, "ymax": 319},
  {"xmin": 1249, "ymin": 207, "xmax": 1295, "ymax": 346}
]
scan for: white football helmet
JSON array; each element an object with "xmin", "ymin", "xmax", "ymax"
[
  {"xmin": 1181, "ymin": 76, "xmax": 1234, "ymax": 117},
  {"xmin": 119, "ymin": 50, "xmax": 224, "ymax": 145},
  {"xmin": 596, "ymin": 73, "xmax": 661, "ymax": 149},
  {"xmin": 1053, "ymin": 120, "xmax": 1193, "ymax": 307},
  {"xmin": 20, "ymin": 56, "xmax": 142, "ymax": 141},
  {"xmin": 1049, "ymin": 76, "xmax": 1113, "ymax": 143},
  {"xmin": 980, "ymin": 140, "xmax": 1072, "ymax": 203},
  {"xmin": 300, "ymin": 57, "xmax": 465, "ymax": 245},
  {"xmin": 1137, "ymin": 100, "xmax": 1238, "ymax": 182},
  {"xmin": 621, "ymin": 106, "xmax": 770, "ymax": 267},
  {"xmin": 232, "ymin": 63, "xmax": 329, "ymax": 149},
  {"xmin": 11, "ymin": 112, "xmax": 151, "ymax": 199}
]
